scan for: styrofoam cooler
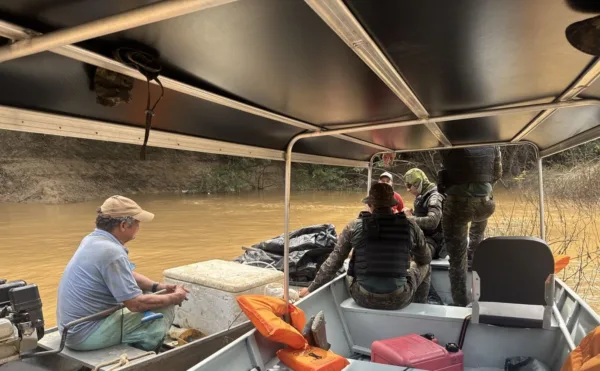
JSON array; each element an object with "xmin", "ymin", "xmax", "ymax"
[
  {"xmin": 371, "ymin": 334, "xmax": 464, "ymax": 371},
  {"xmin": 163, "ymin": 259, "xmax": 284, "ymax": 335}
]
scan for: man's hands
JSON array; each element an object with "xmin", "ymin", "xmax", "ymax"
[
  {"xmin": 299, "ymin": 288, "xmax": 310, "ymax": 298},
  {"xmin": 159, "ymin": 283, "xmax": 189, "ymax": 306},
  {"xmin": 158, "ymin": 283, "xmax": 176, "ymax": 293},
  {"xmin": 170, "ymin": 285, "xmax": 189, "ymax": 306},
  {"xmin": 402, "ymin": 207, "xmax": 414, "ymax": 217}
]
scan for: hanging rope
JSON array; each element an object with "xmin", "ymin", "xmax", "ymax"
[{"xmin": 114, "ymin": 47, "xmax": 164, "ymax": 160}]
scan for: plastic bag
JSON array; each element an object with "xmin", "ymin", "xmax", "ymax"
[
  {"xmin": 234, "ymin": 224, "xmax": 338, "ymax": 283},
  {"xmin": 505, "ymin": 357, "xmax": 550, "ymax": 371},
  {"xmin": 264, "ymin": 283, "xmax": 300, "ymax": 303}
]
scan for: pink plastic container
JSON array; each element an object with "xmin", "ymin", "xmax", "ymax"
[{"xmin": 371, "ymin": 334, "xmax": 464, "ymax": 371}]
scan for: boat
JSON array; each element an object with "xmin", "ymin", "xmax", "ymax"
[{"xmin": 1, "ymin": 0, "xmax": 600, "ymax": 370}]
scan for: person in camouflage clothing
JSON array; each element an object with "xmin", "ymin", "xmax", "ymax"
[
  {"xmin": 438, "ymin": 146, "xmax": 502, "ymax": 306},
  {"xmin": 403, "ymin": 168, "xmax": 447, "ymax": 260},
  {"xmin": 299, "ymin": 183, "xmax": 431, "ymax": 310}
]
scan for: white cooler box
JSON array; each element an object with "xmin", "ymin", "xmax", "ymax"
[{"xmin": 163, "ymin": 259, "xmax": 284, "ymax": 335}]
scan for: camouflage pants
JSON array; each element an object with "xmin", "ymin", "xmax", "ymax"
[
  {"xmin": 347, "ymin": 262, "xmax": 431, "ymax": 310},
  {"xmin": 426, "ymin": 236, "xmax": 447, "ymax": 260},
  {"xmin": 443, "ymin": 195, "xmax": 495, "ymax": 306}
]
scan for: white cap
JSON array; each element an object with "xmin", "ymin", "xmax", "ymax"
[{"xmin": 379, "ymin": 171, "xmax": 393, "ymax": 181}]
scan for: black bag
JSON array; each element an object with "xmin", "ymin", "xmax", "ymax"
[{"xmin": 505, "ymin": 357, "xmax": 550, "ymax": 371}]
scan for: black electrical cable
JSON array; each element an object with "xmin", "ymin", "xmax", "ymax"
[{"xmin": 114, "ymin": 47, "xmax": 164, "ymax": 160}]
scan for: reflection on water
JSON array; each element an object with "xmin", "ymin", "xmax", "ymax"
[{"xmin": 1, "ymin": 189, "xmax": 597, "ymax": 326}]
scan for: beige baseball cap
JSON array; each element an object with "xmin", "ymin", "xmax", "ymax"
[{"xmin": 99, "ymin": 195, "xmax": 154, "ymax": 222}]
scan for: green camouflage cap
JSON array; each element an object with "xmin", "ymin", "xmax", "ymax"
[{"xmin": 404, "ymin": 168, "xmax": 429, "ymax": 186}]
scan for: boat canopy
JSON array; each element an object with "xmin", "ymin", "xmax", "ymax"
[{"xmin": 1, "ymin": 0, "xmax": 600, "ymax": 168}]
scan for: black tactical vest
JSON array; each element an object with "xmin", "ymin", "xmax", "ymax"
[
  {"xmin": 348, "ymin": 211, "xmax": 411, "ymax": 278},
  {"xmin": 414, "ymin": 188, "xmax": 444, "ymax": 242},
  {"xmin": 441, "ymin": 147, "xmax": 495, "ymax": 185}
]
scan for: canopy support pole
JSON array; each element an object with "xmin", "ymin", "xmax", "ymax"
[
  {"xmin": 367, "ymin": 157, "xmax": 374, "ymax": 194},
  {"xmin": 365, "ymin": 156, "xmax": 375, "ymax": 211},
  {"xmin": 283, "ymin": 141, "xmax": 294, "ymax": 314},
  {"xmin": 538, "ymin": 157, "xmax": 546, "ymax": 240}
]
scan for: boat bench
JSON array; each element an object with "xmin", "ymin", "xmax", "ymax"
[
  {"xmin": 340, "ymin": 299, "xmax": 472, "ymax": 354},
  {"xmin": 38, "ymin": 329, "xmax": 156, "ymax": 371}
]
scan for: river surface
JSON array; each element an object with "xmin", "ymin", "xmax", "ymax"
[{"xmin": 1, "ymin": 190, "xmax": 598, "ymax": 326}]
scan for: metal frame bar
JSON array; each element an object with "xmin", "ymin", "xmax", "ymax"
[
  {"xmin": 540, "ymin": 124, "xmax": 600, "ymax": 158},
  {"xmin": 543, "ymin": 274, "xmax": 555, "ymax": 330},
  {"xmin": 305, "ymin": 0, "xmax": 452, "ymax": 147},
  {"xmin": 538, "ymin": 158, "xmax": 546, "ymax": 240},
  {"xmin": 285, "ymin": 99, "xmax": 600, "ymax": 302},
  {"xmin": 0, "ymin": 0, "xmax": 238, "ymax": 63},
  {"xmin": 553, "ymin": 304, "xmax": 577, "ymax": 351},
  {"xmin": 0, "ymin": 19, "xmax": 391, "ymax": 153},
  {"xmin": 471, "ymin": 271, "xmax": 482, "ymax": 324},
  {"xmin": 292, "ymin": 99, "xmax": 600, "ymax": 138},
  {"xmin": 368, "ymin": 142, "xmax": 546, "ymax": 239},
  {"xmin": 0, "ymin": 105, "xmax": 368, "ymax": 168},
  {"xmin": 512, "ymin": 58, "xmax": 600, "ymax": 142}
]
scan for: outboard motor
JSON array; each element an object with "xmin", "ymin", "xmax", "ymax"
[{"xmin": 0, "ymin": 280, "xmax": 44, "ymax": 365}]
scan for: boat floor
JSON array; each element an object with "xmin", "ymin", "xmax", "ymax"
[
  {"xmin": 37, "ymin": 330, "xmax": 156, "ymax": 371},
  {"xmin": 267, "ymin": 358, "xmax": 504, "ymax": 370}
]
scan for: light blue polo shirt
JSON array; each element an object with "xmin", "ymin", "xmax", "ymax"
[{"xmin": 56, "ymin": 229, "xmax": 142, "ymax": 347}]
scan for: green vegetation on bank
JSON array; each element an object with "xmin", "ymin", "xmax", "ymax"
[{"xmin": 1, "ymin": 130, "xmax": 599, "ymax": 203}]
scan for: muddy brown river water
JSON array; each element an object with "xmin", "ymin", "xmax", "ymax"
[{"xmin": 1, "ymin": 190, "xmax": 598, "ymax": 326}]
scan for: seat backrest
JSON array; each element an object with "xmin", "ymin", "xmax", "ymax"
[{"xmin": 472, "ymin": 236, "xmax": 554, "ymax": 305}]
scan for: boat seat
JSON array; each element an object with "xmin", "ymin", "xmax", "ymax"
[
  {"xmin": 37, "ymin": 329, "xmax": 156, "ymax": 371},
  {"xmin": 341, "ymin": 298, "xmax": 471, "ymax": 321},
  {"xmin": 472, "ymin": 236, "xmax": 554, "ymax": 329}
]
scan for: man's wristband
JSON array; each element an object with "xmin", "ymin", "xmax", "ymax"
[{"xmin": 151, "ymin": 282, "xmax": 159, "ymax": 293}]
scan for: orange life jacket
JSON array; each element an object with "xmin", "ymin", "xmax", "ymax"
[
  {"xmin": 236, "ymin": 295, "xmax": 349, "ymax": 371},
  {"xmin": 554, "ymin": 254, "xmax": 571, "ymax": 274},
  {"xmin": 562, "ymin": 325, "xmax": 600, "ymax": 371}
]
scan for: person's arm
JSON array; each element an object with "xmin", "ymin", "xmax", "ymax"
[
  {"xmin": 394, "ymin": 193, "xmax": 404, "ymax": 212},
  {"xmin": 132, "ymin": 271, "xmax": 154, "ymax": 291},
  {"xmin": 408, "ymin": 193, "xmax": 443, "ymax": 231},
  {"xmin": 123, "ymin": 287, "xmax": 188, "ymax": 312},
  {"xmin": 408, "ymin": 219, "xmax": 431, "ymax": 265},
  {"xmin": 102, "ymin": 256, "xmax": 187, "ymax": 312},
  {"xmin": 133, "ymin": 271, "xmax": 178, "ymax": 293},
  {"xmin": 493, "ymin": 147, "xmax": 503, "ymax": 182},
  {"xmin": 306, "ymin": 220, "xmax": 356, "ymax": 293}
]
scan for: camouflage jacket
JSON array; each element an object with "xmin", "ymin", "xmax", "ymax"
[
  {"xmin": 408, "ymin": 189, "xmax": 444, "ymax": 233},
  {"xmin": 307, "ymin": 216, "xmax": 431, "ymax": 292}
]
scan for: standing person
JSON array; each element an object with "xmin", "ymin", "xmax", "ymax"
[
  {"xmin": 403, "ymin": 168, "xmax": 447, "ymax": 260},
  {"xmin": 299, "ymin": 183, "xmax": 431, "ymax": 310},
  {"xmin": 57, "ymin": 195, "xmax": 189, "ymax": 351},
  {"xmin": 438, "ymin": 146, "xmax": 502, "ymax": 306},
  {"xmin": 378, "ymin": 171, "xmax": 404, "ymax": 213}
]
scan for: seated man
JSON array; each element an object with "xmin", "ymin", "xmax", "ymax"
[
  {"xmin": 57, "ymin": 195, "xmax": 188, "ymax": 351},
  {"xmin": 299, "ymin": 183, "xmax": 431, "ymax": 310},
  {"xmin": 378, "ymin": 171, "xmax": 405, "ymax": 213},
  {"xmin": 403, "ymin": 168, "xmax": 447, "ymax": 259}
]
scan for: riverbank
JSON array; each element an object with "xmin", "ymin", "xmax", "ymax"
[
  {"xmin": 1, "ymin": 130, "xmax": 596, "ymax": 204},
  {"xmin": 0, "ymin": 131, "xmax": 363, "ymax": 204}
]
